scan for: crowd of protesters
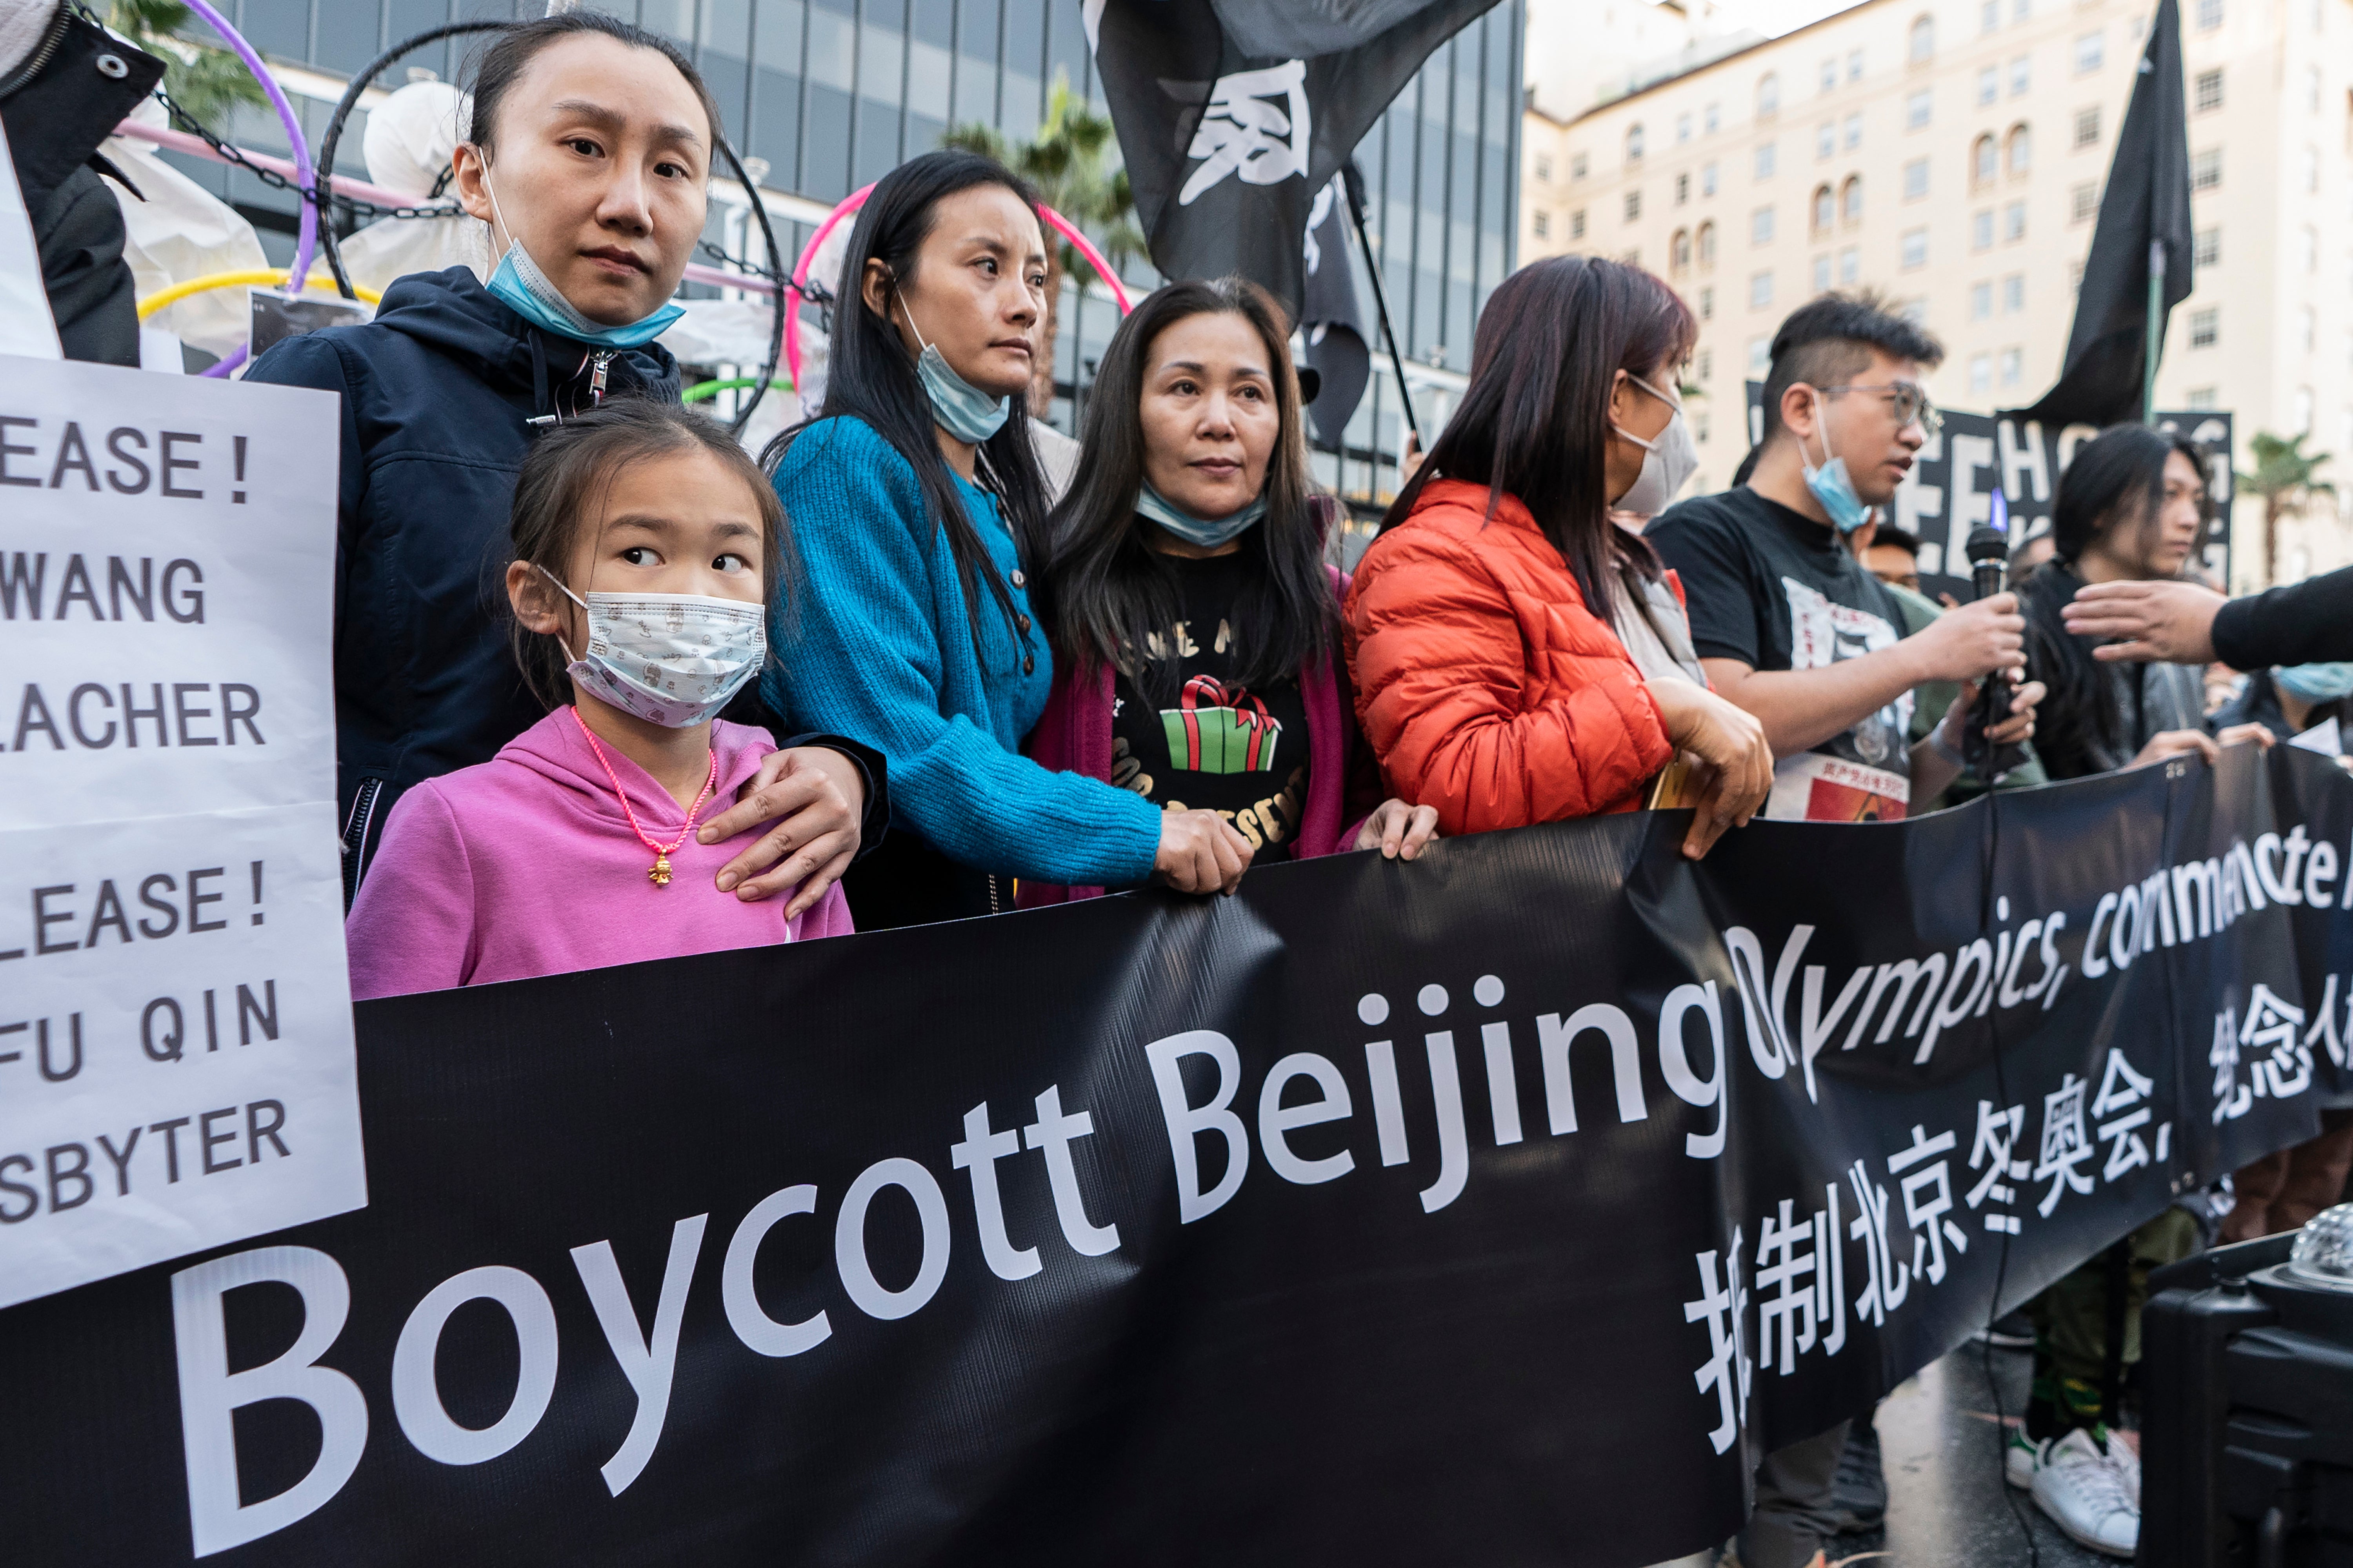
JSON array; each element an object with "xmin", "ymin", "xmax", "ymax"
[{"xmin": 24, "ymin": 9, "xmax": 2353, "ymax": 1566}]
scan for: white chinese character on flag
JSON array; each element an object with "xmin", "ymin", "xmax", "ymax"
[
  {"xmin": 1847, "ymin": 1159, "xmax": 1908, "ymax": 1325},
  {"xmin": 2033, "ymin": 1073, "xmax": 2096, "ymax": 1217},
  {"xmin": 2307, "ymin": 973, "xmax": 2349, "ymax": 1071},
  {"xmin": 1887, "ymin": 1123, "xmax": 1969, "ymax": 1285},
  {"xmin": 1964, "ymin": 1099, "xmax": 2029, "ymax": 1235},
  {"xmin": 2212, "ymin": 1005, "xmax": 2251, "ymax": 1123},
  {"xmin": 2088, "ymin": 1047, "xmax": 2163, "ymax": 1182},
  {"xmin": 1756, "ymin": 1200, "xmax": 1816, "ymax": 1374},
  {"xmin": 2241, "ymin": 983, "xmax": 2313, "ymax": 1099},
  {"xmin": 1683, "ymin": 1228, "xmax": 1753, "ymax": 1454},
  {"xmin": 1179, "ymin": 62, "xmax": 1313, "ymax": 206}
]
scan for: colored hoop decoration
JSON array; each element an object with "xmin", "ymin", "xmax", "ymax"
[
  {"xmin": 139, "ymin": 269, "xmax": 384, "ymax": 320},
  {"xmin": 784, "ymin": 185, "xmax": 1133, "ymax": 391}
]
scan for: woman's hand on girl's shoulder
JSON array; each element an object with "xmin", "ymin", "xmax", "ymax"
[
  {"xmin": 697, "ymin": 746, "xmax": 866, "ymax": 917},
  {"xmin": 1354, "ymin": 799, "xmax": 1440, "ymax": 860}
]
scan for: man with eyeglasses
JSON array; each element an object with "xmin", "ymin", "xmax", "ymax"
[
  {"xmin": 1647, "ymin": 292, "xmax": 2046, "ymax": 1568},
  {"xmin": 1651, "ymin": 292, "xmax": 2043, "ymax": 830}
]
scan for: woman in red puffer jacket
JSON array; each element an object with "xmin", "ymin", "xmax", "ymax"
[{"xmin": 1345, "ymin": 255, "xmax": 1772, "ymax": 859}]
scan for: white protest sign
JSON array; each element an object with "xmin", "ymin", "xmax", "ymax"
[{"xmin": 0, "ymin": 354, "xmax": 363, "ymax": 1308}]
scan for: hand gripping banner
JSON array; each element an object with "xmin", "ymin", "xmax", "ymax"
[{"xmin": 2, "ymin": 745, "xmax": 2347, "ymax": 1565}]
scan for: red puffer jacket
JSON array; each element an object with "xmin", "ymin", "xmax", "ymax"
[{"xmin": 1343, "ymin": 478, "xmax": 1673, "ymax": 836}]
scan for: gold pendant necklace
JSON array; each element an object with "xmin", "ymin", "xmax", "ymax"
[{"xmin": 571, "ymin": 709, "xmax": 719, "ymax": 889}]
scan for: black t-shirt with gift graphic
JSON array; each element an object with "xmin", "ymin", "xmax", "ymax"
[
  {"xmin": 1648, "ymin": 485, "xmax": 1916, "ymax": 821},
  {"xmin": 1108, "ymin": 549, "xmax": 1312, "ymax": 862}
]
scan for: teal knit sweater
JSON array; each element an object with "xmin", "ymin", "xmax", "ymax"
[{"xmin": 764, "ymin": 416, "xmax": 1162, "ymax": 886}]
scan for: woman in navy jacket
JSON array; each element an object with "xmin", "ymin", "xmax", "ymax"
[{"xmin": 246, "ymin": 10, "xmax": 872, "ymax": 914}]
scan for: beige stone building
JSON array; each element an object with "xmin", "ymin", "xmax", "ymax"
[{"xmin": 1521, "ymin": 0, "xmax": 2353, "ymax": 588}]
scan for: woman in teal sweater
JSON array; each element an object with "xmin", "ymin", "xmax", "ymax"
[{"xmin": 764, "ymin": 151, "xmax": 1253, "ymax": 927}]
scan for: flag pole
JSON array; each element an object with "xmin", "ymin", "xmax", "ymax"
[
  {"xmin": 1340, "ymin": 172, "xmax": 1424, "ymax": 446},
  {"xmin": 2142, "ymin": 239, "xmax": 2165, "ymax": 423}
]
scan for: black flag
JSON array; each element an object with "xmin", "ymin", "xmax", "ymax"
[
  {"xmin": 1084, "ymin": 0, "xmax": 1500, "ymax": 323},
  {"xmin": 2006, "ymin": 0, "xmax": 2193, "ymax": 429},
  {"xmin": 1302, "ymin": 170, "xmax": 1372, "ymax": 447}
]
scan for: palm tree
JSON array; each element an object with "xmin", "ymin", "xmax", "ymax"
[
  {"xmin": 944, "ymin": 73, "xmax": 1145, "ymax": 418},
  {"xmin": 108, "ymin": 0, "xmax": 265, "ymax": 125},
  {"xmin": 2237, "ymin": 431, "xmax": 2337, "ymax": 587}
]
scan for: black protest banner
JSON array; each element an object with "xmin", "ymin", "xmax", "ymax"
[
  {"xmin": 1742, "ymin": 383, "xmax": 2236, "ymax": 594},
  {"xmin": 3, "ymin": 746, "xmax": 2348, "ymax": 1566}
]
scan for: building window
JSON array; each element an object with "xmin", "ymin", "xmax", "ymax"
[
  {"xmin": 1698, "ymin": 348, "xmax": 1713, "ymax": 382},
  {"xmin": 1839, "ymin": 246, "xmax": 1860, "ymax": 283},
  {"xmin": 1626, "ymin": 189, "xmax": 1643, "ymax": 221},
  {"xmin": 1672, "ymin": 229, "xmax": 1693, "ymax": 272},
  {"xmin": 1909, "ymin": 15, "xmax": 1937, "ymax": 61},
  {"xmin": 2000, "ymin": 347, "xmax": 2023, "ymax": 386},
  {"xmin": 2300, "ymin": 146, "xmax": 2318, "ymax": 193},
  {"xmin": 2015, "ymin": 0, "xmax": 2031, "ymax": 19},
  {"xmin": 2071, "ymin": 182, "xmax": 2100, "ymax": 222},
  {"xmin": 2187, "ymin": 386, "xmax": 2218, "ymax": 409},
  {"xmin": 1848, "ymin": 49, "xmax": 1865, "ymax": 81},
  {"xmin": 2007, "ymin": 124, "xmax": 2033, "ymax": 175},
  {"xmin": 1751, "ymin": 270, "xmax": 1775, "ymax": 309},
  {"xmin": 1977, "ymin": 66, "xmax": 2000, "ymax": 105},
  {"xmin": 1813, "ymin": 184, "xmax": 1835, "ymax": 231},
  {"xmin": 2193, "ymin": 227, "xmax": 2220, "ymax": 267},
  {"xmin": 2004, "ymin": 274, "xmax": 2025, "ymax": 311},
  {"xmin": 2189, "ymin": 307, "xmax": 2218, "ymax": 347},
  {"xmin": 1698, "ymin": 221, "xmax": 1717, "ymax": 266},
  {"xmin": 1901, "ymin": 298, "xmax": 1929, "ymax": 326},
  {"xmin": 1571, "ymin": 208, "xmax": 1587, "ymax": 239},
  {"xmin": 1840, "ymin": 175, "xmax": 1863, "ymax": 224},
  {"xmin": 1536, "ymin": 154, "xmax": 1555, "ymax": 183},
  {"xmin": 1820, "ymin": 58, "xmax": 1838, "ymax": 94},
  {"xmin": 1701, "ymin": 285, "xmax": 1715, "ymax": 318},
  {"xmin": 1970, "ymin": 353, "xmax": 1993, "ymax": 394},
  {"xmin": 2191, "ymin": 148, "xmax": 2221, "ymax": 190},
  {"xmin": 2196, "ymin": 0, "xmax": 2221, "ymax": 28},
  {"xmin": 1813, "ymin": 253, "xmax": 1832, "ymax": 291},
  {"xmin": 1758, "ymin": 73, "xmax": 1780, "ymax": 118},
  {"xmin": 2301, "ymin": 227, "xmax": 2319, "ymax": 273},
  {"xmin": 2306, "ymin": 65, "xmax": 2320, "ymax": 113},
  {"xmin": 1697, "ymin": 410, "xmax": 1712, "ymax": 444},
  {"xmin": 1676, "ymin": 171, "xmax": 1691, "ymax": 205},
  {"xmin": 1753, "ymin": 206, "xmax": 1777, "ymax": 245},
  {"xmin": 1973, "ymin": 134, "xmax": 1998, "ymax": 185},
  {"xmin": 2004, "ymin": 201, "xmax": 2027, "ymax": 241},
  {"xmin": 2293, "ymin": 386, "xmax": 2314, "ymax": 433},
  {"xmin": 1749, "ymin": 338, "xmax": 1772, "ymax": 375},
  {"xmin": 1971, "ymin": 280, "xmax": 1994, "ymax": 319},
  {"xmin": 1703, "ymin": 161, "xmax": 1719, "ymax": 196},
  {"xmin": 1628, "ymin": 124, "xmax": 1646, "ymax": 164},
  {"xmin": 1817, "ymin": 122, "xmax": 1836, "ymax": 160},
  {"xmin": 1755, "ymin": 142, "xmax": 1778, "ymax": 180},
  {"xmin": 1906, "ymin": 89, "xmax": 1933, "ymax": 129},
  {"xmin": 1842, "ymin": 113, "xmax": 1863, "ymax": 149},
  {"xmin": 1706, "ymin": 102, "xmax": 1721, "ymax": 135},
  {"xmin": 2194, "ymin": 69, "xmax": 2223, "ymax": 111},
  {"xmin": 1903, "ymin": 158, "xmax": 1930, "ymax": 200},
  {"xmin": 1572, "ymin": 152, "xmax": 1589, "ymax": 181},
  {"xmin": 1982, "ymin": 0, "xmax": 2000, "ymax": 30},
  {"xmin": 1901, "ymin": 227, "xmax": 1929, "ymax": 269},
  {"xmin": 2010, "ymin": 55, "xmax": 2031, "ymax": 95},
  {"xmin": 2069, "ymin": 261, "xmax": 2085, "ymax": 295},
  {"xmin": 2074, "ymin": 107, "xmax": 2100, "ymax": 147},
  {"xmin": 1678, "ymin": 112, "xmax": 1694, "ymax": 143},
  {"xmin": 1533, "ymin": 209, "xmax": 1551, "ymax": 240},
  {"xmin": 1973, "ymin": 208, "xmax": 1995, "ymax": 249},
  {"xmin": 2075, "ymin": 30, "xmax": 2104, "ymax": 72}
]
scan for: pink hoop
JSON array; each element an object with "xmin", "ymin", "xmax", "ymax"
[{"xmin": 784, "ymin": 185, "xmax": 1133, "ymax": 389}]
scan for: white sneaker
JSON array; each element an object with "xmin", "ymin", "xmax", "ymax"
[
  {"xmin": 2030, "ymin": 1427, "xmax": 2140, "ymax": 1558},
  {"xmin": 2004, "ymin": 1429, "xmax": 2042, "ymax": 1490}
]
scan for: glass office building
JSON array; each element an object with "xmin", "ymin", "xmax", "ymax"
[{"xmin": 178, "ymin": 0, "xmax": 1521, "ymax": 505}]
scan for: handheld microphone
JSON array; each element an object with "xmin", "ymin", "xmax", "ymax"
[{"xmin": 1961, "ymin": 491, "xmax": 2023, "ymax": 781}]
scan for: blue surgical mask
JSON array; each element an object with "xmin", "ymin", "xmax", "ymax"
[
  {"xmin": 1798, "ymin": 389, "xmax": 1871, "ymax": 535},
  {"xmin": 1135, "ymin": 480, "xmax": 1267, "ymax": 549},
  {"xmin": 899, "ymin": 299, "xmax": 1011, "ymax": 445},
  {"xmin": 2275, "ymin": 662, "xmax": 2353, "ymax": 704},
  {"xmin": 480, "ymin": 168, "xmax": 684, "ymax": 349}
]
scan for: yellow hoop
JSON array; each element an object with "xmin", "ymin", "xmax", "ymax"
[{"xmin": 137, "ymin": 269, "xmax": 383, "ymax": 320}]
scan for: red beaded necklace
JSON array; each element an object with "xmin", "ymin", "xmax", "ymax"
[{"xmin": 570, "ymin": 706, "xmax": 720, "ymax": 887}]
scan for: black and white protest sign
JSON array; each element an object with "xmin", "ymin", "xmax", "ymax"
[
  {"xmin": 0, "ymin": 745, "xmax": 2345, "ymax": 1563},
  {"xmin": 0, "ymin": 354, "xmax": 363, "ymax": 1308}
]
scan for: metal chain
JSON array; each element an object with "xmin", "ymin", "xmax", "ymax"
[{"xmin": 152, "ymin": 86, "xmax": 457, "ymax": 222}]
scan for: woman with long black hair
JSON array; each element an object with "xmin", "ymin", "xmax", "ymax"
[
  {"xmin": 1344, "ymin": 254, "xmax": 1773, "ymax": 860},
  {"xmin": 1020, "ymin": 277, "xmax": 1436, "ymax": 904},
  {"xmin": 763, "ymin": 150, "xmax": 1252, "ymax": 927}
]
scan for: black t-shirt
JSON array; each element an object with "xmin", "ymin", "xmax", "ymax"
[
  {"xmin": 1108, "ymin": 550, "xmax": 1311, "ymax": 862},
  {"xmin": 1648, "ymin": 486, "xmax": 1916, "ymax": 821}
]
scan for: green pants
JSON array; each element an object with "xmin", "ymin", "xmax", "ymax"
[{"xmin": 2026, "ymin": 1206, "xmax": 2202, "ymax": 1438}]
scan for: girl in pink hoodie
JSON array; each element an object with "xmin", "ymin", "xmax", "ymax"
[{"xmin": 347, "ymin": 402, "xmax": 853, "ymax": 999}]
